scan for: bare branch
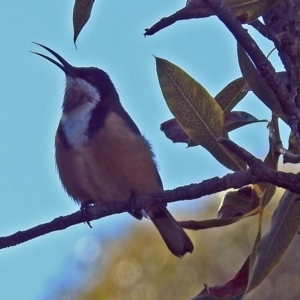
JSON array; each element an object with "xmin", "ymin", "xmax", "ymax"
[
  {"xmin": 1, "ymin": 147, "xmax": 300, "ymax": 250},
  {"xmin": 203, "ymin": 0, "xmax": 294, "ymax": 117},
  {"xmin": 144, "ymin": 3, "xmax": 215, "ymax": 36}
]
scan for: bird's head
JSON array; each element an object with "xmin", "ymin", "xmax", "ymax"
[{"xmin": 32, "ymin": 43, "xmax": 117, "ymax": 112}]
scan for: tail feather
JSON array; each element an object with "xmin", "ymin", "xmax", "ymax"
[{"xmin": 148, "ymin": 206, "xmax": 193, "ymax": 257}]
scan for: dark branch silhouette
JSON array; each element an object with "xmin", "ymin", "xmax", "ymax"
[{"xmin": 1, "ymin": 139, "xmax": 299, "ymax": 250}]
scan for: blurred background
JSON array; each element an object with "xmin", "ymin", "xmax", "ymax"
[{"xmin": 1, "ymin": 1, "xmax": 299, "ymax": 299}]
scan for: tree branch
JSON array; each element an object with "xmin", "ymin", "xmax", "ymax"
[
  {"xmin": 144, "ymin": 2, "xmax": 215, "ymax": 36},
  {"xmin": 1, "ymin": 142, "xmax": 300, "ymax": 250},
  {"xmin": 204, "ymin": 0, "xmax": 300, "ymax": 163},
  {"xmin": 203, "ymin": 0, "xmax": 294, "ymax": 118}
]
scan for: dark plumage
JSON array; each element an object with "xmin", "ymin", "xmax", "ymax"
[{"xmin": 33, "ymin": 43, "xmax": 194, "ymax": 257}]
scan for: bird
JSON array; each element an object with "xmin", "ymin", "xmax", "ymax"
[{"xmin": 32, "ymin": 43, "xmax": 193, "ymax": 257}]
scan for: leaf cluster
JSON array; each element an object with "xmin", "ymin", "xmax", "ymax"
[{"xmin": 146, "ymin": 1, "xmax": 300, "ymax": 298}]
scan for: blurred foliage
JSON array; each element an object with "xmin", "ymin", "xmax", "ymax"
[{"xmin": 49, "ymin": 192, "xmax": 300, "ymax": 300}]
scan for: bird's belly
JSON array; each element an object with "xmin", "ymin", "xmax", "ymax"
[
  {"xmin": 55, "ymin": 145, "xmax": 132, "ymax": 203},
  {"xmin": 55, "ymin": 112, "xmax": 162, "ymax": 204},
  {"xmin": 56, "ymin": 138, "xmax": 161, "ymax": 203}
]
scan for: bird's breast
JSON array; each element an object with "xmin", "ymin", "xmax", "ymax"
[
  {"xmin": 60, "ymin": 101, "xmax": 97, "ymax": 148},
  {"xmin": 55, "ymin": 111, "xmax": 162, "ymax": 204}
]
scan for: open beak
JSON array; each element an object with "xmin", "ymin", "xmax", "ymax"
[{"xmin": 31, "ymin": 42, "xmax": 75, "ymax": 77}]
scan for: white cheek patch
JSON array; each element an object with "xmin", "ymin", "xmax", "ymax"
[{"xmin": 61, "ymin": 77, "xmax": 101, "ymax": 148}]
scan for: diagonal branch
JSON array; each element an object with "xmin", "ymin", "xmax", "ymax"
[
  {"xmin": 203, "ymin": 0, "xmax": 293, "ymax": 118},
  {"xmin": 204, "ymin": 0, "xmax": 300, "ymax": 163}
]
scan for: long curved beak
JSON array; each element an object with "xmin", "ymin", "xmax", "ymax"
[{"xmin": 31, "ymin": 42, "xmax": 75, "ymax": 76}]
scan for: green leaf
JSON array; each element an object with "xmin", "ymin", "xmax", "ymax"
[
  {"xmin": 237, "ymin": 44, "xmax": 284, "ymax": 119},
  {"xmin": 160, "ymin": 118, "xmax": 198, "ymax": 146},
  {"xmin": 155, "ymin": 57, "xmax": 246, "ymax": 171},
  {"xmin": 73, "ymin": 0, "xmax": 95, "ymax": 45},
  {"xmin": 215, "ymin": 77, "xmax": 248, "ymax": 113},
  {"xmin": 247, "ymin": 190, "xmax": 300, "ymax": 293},
  {"xmin": 224, "ymin": 111, "xmax": 267, "ymax": 132}
]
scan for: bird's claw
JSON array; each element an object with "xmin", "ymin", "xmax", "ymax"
[{"xmin": 80, "ymin": 200, "xmax": 94, "ymax": 228}]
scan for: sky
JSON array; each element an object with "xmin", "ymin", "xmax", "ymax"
[{"xmin": 0, "ymin": 1, "xmax": 287, "ymax": 299}]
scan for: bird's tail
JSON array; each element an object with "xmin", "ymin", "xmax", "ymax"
[{"xmin": 148, "ymin": 206, "xmax": 194, "ymax": 257}]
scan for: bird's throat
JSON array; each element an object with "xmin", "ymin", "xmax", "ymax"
[{"xmin": 61, "ymin": 102, "xmax": 96, "ymax": 148}]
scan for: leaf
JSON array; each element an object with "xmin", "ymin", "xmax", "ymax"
[
  {"xmin": 218, "ymin": 186, "xmax": 259, "ymax": 219},
  {"xmin": 247, "ymin": 118, "xmax": 280, "ymax": 285},
  {"xmin": 160, "ymin": 118, "xmax": 197, "ymax": 145},
  {"xmin": 192, "ymin": 258, "xmax": 249, "ymax": 300},
  {"xmin": 160, "ymin": 77, "xmax": 250, "ymax": 144},
  {"xmin": 180, "ymin": 204, "xmax": 259, "ymax": 230},
  {"xmin": 247, "ymin": 190, "xmax": 300, "ymax": 293},
  {"xmin": 73, "ymin": 0, "xmax": 95, "ymax": 45},
  {"xmin": 247, "ymin": 229, "xmax": 263, "ymax": 295},
  {"xmin": 237, "ymin": 44, "xmax": 284, "ymax": 119},
  {"xmin": 224, "ymin": 111, "xmax": 267, "ymax": 132},
  {"xmin": 155, "ymin": 57, "xmax": 246, "ymax": 171},
  {"xmin": 179, "ymin": 217, "xmax": 244, "ymax": 230},
  {"xmin": 160, "ymin": 110, "xmax": 267, "ymax": 145},
  {"xmin": 215, "ymin": 77, "xmax": 248, "ymax": 113}
]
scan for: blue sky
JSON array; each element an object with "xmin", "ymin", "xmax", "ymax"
[{"xmin": 0, "ymin": 1, "xmax": 286, "ymax": 299}]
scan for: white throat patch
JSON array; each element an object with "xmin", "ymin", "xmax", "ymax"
[{"xmin": 61, "ymin": 77, "xmax": 101, "ymax": 148}]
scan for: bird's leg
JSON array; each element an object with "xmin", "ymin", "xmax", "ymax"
[
  {"xmin": 127, "ymin": 191, "xmax": 143, "ymax": 220},
  {"xmin": 80, "ymin": 200, "xmax": 95, "ymax": 228}
]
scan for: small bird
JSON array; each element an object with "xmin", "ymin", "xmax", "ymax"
[{"xmin": 32, "ymin": 43, "xmax": 193, "ymax": 257}]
